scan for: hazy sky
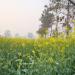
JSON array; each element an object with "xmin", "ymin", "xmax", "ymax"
[{"xmin": 0, "ymin": 0, "xmax": 49, "ymax": 36}]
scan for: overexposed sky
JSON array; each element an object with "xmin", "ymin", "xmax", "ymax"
[{"xmin": 0, "ymin": 0, "xmax": 49, "ymax": 36}]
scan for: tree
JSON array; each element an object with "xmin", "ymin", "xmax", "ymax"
[
  {"xmin": 69, "ymin": 0, "xmax": 75, "ymax": 5},
  {"xmin": 49, "ymin": 0, "xmax": 64, "ymax": 36},
  {"xmin": 27, "ymin": 33, "xmax": 34, "ymax": 39},
  {"xmin": 37, "ymin": 26, "xmax": 48, "ymax": 38},
  {"xmin": 15, "ymin": 33, "xmax": 20, "ymax": 37},
  {"xmin": 38, "ymin": 0, "xmax": 75, "ymax": 38},
  {"xmin": 38, "ymin": 3, "xmax": 55, "ymax": 37},
  {"xmin": 4, "ymin": 30, "xmax": 12, "ymax": 37},
  {"xmin": 38, "ymin": 0, "xmax": 64, "ymax": 37}
]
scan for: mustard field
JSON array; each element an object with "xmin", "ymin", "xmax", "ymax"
[{"xmin": 0, "ymin": 37, "xmax": 75, "ymax": 75}]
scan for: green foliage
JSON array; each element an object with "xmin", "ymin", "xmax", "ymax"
[
  {"xmin": 37, "ymin": 0, "xmax": 55, "ymax": 37},
  {"xmin": 37, "ymin": 27, "xmax": 48, "ymax": 38},
  {"xmin": 0, "ymin": 37, "xmax": 75, "ymax": 75}
]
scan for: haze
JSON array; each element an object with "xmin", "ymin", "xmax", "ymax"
[{"xmin": 0, "ymin": 0, "xmax": 49, "ymax": 36}]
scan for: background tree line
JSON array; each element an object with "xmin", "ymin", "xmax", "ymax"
[{"xmin": 37, "ymin": 0, "xmax": 75, "ymax": 38}]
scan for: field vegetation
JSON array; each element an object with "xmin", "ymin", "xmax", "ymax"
[{"xmin": 0, "ymin": 35, "xmax": 75, "ymax": 75}]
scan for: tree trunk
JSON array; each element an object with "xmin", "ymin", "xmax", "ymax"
[
  {"xmin": 50, "ymin": 26, "xmax": 52, "ymax": 37},
  {"xmin": 66, "ymin": 0, "xmax": 70, "ymax": 36}
]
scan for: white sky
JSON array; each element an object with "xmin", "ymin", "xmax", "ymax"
[{"xmin": 0, "ymin": 0, "xmax": 49, "ymax": 36}]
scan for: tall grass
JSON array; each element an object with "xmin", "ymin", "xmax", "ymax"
[{"xmin": 0, "ymin": 36, "xmax": 75, "ymax": 75}]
